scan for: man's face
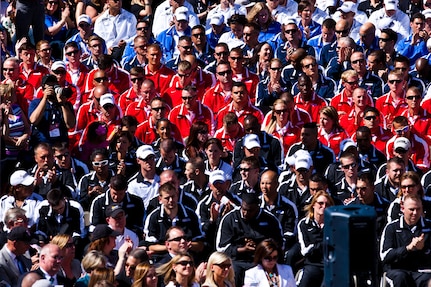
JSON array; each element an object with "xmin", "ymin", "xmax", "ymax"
[
  {"xmin": 298, "ymin": 77, "xmax": 313, "ymax": 98},
  {"xmin": 335, "ymin": 21, "xmax": 349, "ymax": 38},
  {"xmin": 387, "ymin": 73, "xmax": 405, "ymax": 93},
  {"xmin": 358, "ymin": 26, "xmax": 375, "ymax": 46},
  {"xmin": 40, "ymin": 245, "xmax": 62, "ymax": 275},
  {"xmin": 214, "ymin": 46, "xmax": 228, "ymax": 63},
  {"xmin": 138, "ymin": 154, "xmax": 156, "ymax": 172},
  {"xmin": 356, "ymin": 179, "xmax": 374, "ymax": 204},
  {"xmin": 37, "ymin": 43, "xmax": 52, "ymax": 60},
  {"xmin": 356, "ymin": 131, "xmax": 371, "ymax": 151},
  {"xmin": 386, "ymin": 162, "xmax": 404, "ymax": 186},
  {"xmin": 392, "ymin": 122, "xmax": 409, "ymax": 137},
  {"xmin": 159, "ymin": 189, "xmax": 178, "ymax": 209},
  {"xmin": 3, "ymin": 60, "xmax": 19, "ymax": 80},
  {"xmin": 35, "ymin": 147, "xmax": 54, "ymax": 170},
  {"xmin": 340, "ymin": 157, "xmax": 357, "ymax": 179},
  {"xmin": 131, "ymin": 73, "xmax": 144, "ymax": 93},
  {"xmin": 240, "ymin": 162, "xmax": 259, "ymax": 182},
  {"xmin": 151, "ymin": 100, "xmax": 166, "ymax": 120},
  {"xmin": 161, "ymin": 149, "xmax": 176, "ymax": 166},
  {"xmin": 411, "ymin": 17, "xmax": 425, "ymax": 34},
  {"xmin": 146, "ymin": 47, "xmax": 162, "ymax": 65},
  {"xmin": 300, "ymin": 127, "xmax": 317, "ymax": 147},
  {"xmin": 241, "ymin": 201, "xmax": 259, "ymax": 221},
  {"xmin": 20, "ymin": 49, "xmax": 36, "ymax": 65},
  {"xmin": 243, "ymin": 26, "xmax": 258, "ymax": 46},
  {"xmin": 352, "ymin": 89, "xmax": 366, "ymax": 107},
  {"xmin": 378, "ymin": 32, "xmax": 395, "ymax": 51},
  {"xmin": 191, "ymin": 28, "xmax": 206, "ymax": 46},
  {"xmin": 284, "ymin": 24, "xmax": 299, "ymax": 42},
  {"xmin": 309, "ymin": 181, "xmax": 326, "ymax": 196},
  {"xmin": 216, "ymin": 64, "xmax": 232, "ymax": 84},
  {"xmin": 14, "ymin": 240, "xmax": 30, "ymax": 256},
  {"xmin": 394, "ymin": 61, "xmax": 409, "ymax": 79},
  {"xmin": 177, "ymin": 39, "xmax": 193, "ymax": 56},
  {"xmin": 294, "ymin": 167, "xmax": 312, "ymax": 184},
  {"xmin": 54, "ymin": 148, "xmax": 71, "ymax": 169},
  {"xmin": 182, "ymin": 89, "xmax": 196, "ymax": 110},
  {"xmin": 166, "ymin": 228, "xmax": 188, "ymax": 254},
  {"xmin": 107, "ymin": 211, "xmax": 126, "ymax": 231},
  {"xmin": 367, "ymin": 55, "xmax": 379, "ymax": 72},
  {"xmin": 184, "ymin": 162, "xmax": 196, "ymax": 180},
  {"xmin": 402, "ymin": 197, "xmax": 423, "ymax": 226},
  {"xmin": 350, "ymin": 52, "xmax": 366, "ymax": 74},
  {"xmin": 92, "ymin": 154, "xmax": 109, "ymax": 174},
  {"xmin": 78, "ymin": 21, "xmax": 92, "ymax": 38},
  {"xmin": 93, "ymin": 71, "xmax": 109, "ymax": 87},
  {"xmin": 175, "ymin": 19, "xmax": 189, "ymax": 32},
  {"xmin": 177, "ymin": 68, "xmax": 192, "ymax": 87},
  {"xmin": 210, "ymin": 181, "xmax": 228, "ymax": 198},
  {"xmin": 65, "ymin": 46, "xmax": 81, "ymax": 65},
  {"xmin": 229, "ymin": 51, "xmax": 243, "ymax": 70},
  {"xmin": 108, "ymin": 0, "xmax": 121, "ymax": 9},
  {"xmin": 406, "ymin": 89, "xmax": 421, "ymax": 110},
  {"xmin": 136, "ymin": 22, "xmax": 150, "ymax": 39},
  {"xmin": 230, "ymin": 23, "xmax": 244, "ymax": 38},
  {"xmin": 260, "ymin": 172, "xmax": 278, "ymax": 196},
  {"xmin": 134, "ymin": 38, "xmax": 147, "ymax": 57},
  {"xmin": 301, "ymin": 58, "xmax": 318, "ymax": 77},
  {"xmin": 321, "ymin": 25, "xmax": 335, "ymax": 44},
  {"xmin": 231, "ymin": 86, "xmax": 248, "ymax": 105},
  {"xmin": 89, "ymin": 40, "xmax": 103, "ymax": 57},
  {"xmin": 110, "ymin": 187, "xmax": 126, "ymax": 202},
  {"xmin": 362, "ymin": 111, "xmax": 379, "ymax": 129}
]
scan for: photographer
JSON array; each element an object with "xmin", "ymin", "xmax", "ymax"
[{"xmin": 28, "ymin": 74, "xmax": 75, "ymax": 147}]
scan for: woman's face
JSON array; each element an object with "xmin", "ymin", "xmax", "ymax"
[
  {"xmin": 211, "ymin": 260, "xmax": 231, "ymax": 281},
  {"xmin": 63, "ymin": 238, "xmax": 76, "ymax": 260},
  {"xmin": 175, "ymin": 256, "xmax": 194, "ymax": 278},
  {"xmin": 205, "ymin": 143, "xmax": 222, "ymax": 162},
  {"xmin": 157, "ymin": 122, "xmax": 171, "ymax": 139},
  {"xmin": 400, "ymin": 178, "xmax": 420, "ymax": 196},
  {"xmin": 319, "ymin": 113, "xmax": 334, "ymax": 131},
  {"xmin": 146, "ymin": 267, "xmax": 158, "ymax": 287},
  {"xmin": 313, "ymin": 195, "xmax": 330, "ymax": 217},
  {"xmin": 300, "ymin": 6, "xmax": 312, "ymax": 21},
  {"xmin": 257, "ymin": 8, "xmax": 269, "ymax": 25},
  {"xmin": 261, "ymin": 250, "xmax": 278, "ymax": 272},
  {"xmin": 116, "ymin": 135, "xmax": 131, "ymax": 154},
  {"xmin": 46, "ymin": 0, "xmax": 59, "ymax": 14},
  {"xmin": 197, "ymin": 127, "xmax": 209, "ymax": 144},
  {"xmin": 259, "ymin": 44, "xmax": 272, "ymax": 61},
  {"xmin": 274, "ymin": 103, "xmax": 288, "ymax": 124}
]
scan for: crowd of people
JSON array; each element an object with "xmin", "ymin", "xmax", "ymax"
[{"xmin": 3, "ymin": 0, "xmax": 431, "ymax": 285}]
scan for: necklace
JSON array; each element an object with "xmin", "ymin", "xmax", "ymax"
[{"xmin": 265, "ymin": 270, "xmax": 279, "ymax": 287}]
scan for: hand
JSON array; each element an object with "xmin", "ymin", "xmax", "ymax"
[
  {"xmin": 210, "ymin": 202, "xmax": 219, "ymax": 221},
  {"xmin": 118, "ymin": 40, "xmax": 126, "ymax": 48},
  {"xmin": 221, "ymin": 202, "xmax": 233, "ymax": 217},
  {"xmin": 118, "ymin": 238, "xmax": 133, "ymax": 257},
  {"xmin": 15, "ymin": 135, "xmax": 28, "ymax": 147},
  {"xmin": 88, "ymin": 185, "xmax": 103, "ymax": 197},
  {"xmin": 303, "ymin": 26, "xmax": 310, "ymax": 39},
  {"xmin": 61, "ymin": 5, "xmax": 70, "ymax": 21},
  {"xmin": 195, "ymin": 262, "xmax": 207, "ymax": 284},
  {"xmin": 407, "ymin": 233, "xmax": 425, "ymax": 251},
  {"xmin": 117, "ymin": 160, "xmax": 126, "ymax": 175},
  {"xmin": 46, "ymin": 167, "xmax": 57, "ymax": 183}
]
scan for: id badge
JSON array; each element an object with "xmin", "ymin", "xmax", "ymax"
[{"xmin": 49, "ymin": 123, "xmax": 60, "ymax": 137}]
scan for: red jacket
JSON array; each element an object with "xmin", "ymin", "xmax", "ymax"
[
  {"xmin": 144, "ymin": 64, "xmax": 175, "ymax": 95},
  {"xmin": 85, "ymin": 67, "xmax": 131, "ymax": 98},
  {"xmin": 216, "ymin": 102, "xmax": 264, "ymax": 130},
  {"xmin": 375, "ymin": 93, "xmax": 408, "ymax": 129},
  {"xmin": 19, "ymin": 63, "xmax": 50, "ymax": 89},
  {"xmin": 386, "ymin": 133, "xmax": 430, "ymax": 170},
  {"xmin": 294, "ymin": 92, "xmax": 327, "ymax": 123}
]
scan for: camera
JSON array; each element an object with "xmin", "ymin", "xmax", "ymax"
[{"xmin": 54, "ymin": 85, "xmax": 73, "ymax": 98}]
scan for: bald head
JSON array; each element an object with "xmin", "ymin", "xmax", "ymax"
[
  {"xmin": 415, "ymin": 58, "xmax": 430, "ymax": 74},
  {"xmin": 21, "ymin": 272, "xmax": 43, "ymax": 287},
  {"xmin": 93, "ymin": 85, "xmax": 108, "ymax": 100}
]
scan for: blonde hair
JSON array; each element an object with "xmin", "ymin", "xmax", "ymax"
[
  {"xmin": 156, "ymin": 253, "xmax": 196, "ymax": 287},
  {"xmin": 203, "ymin": 252, "xmax": 235, "ymax": 287},
  {"xmin": 246, "ymin": 2, "xmax": 272, "ymax": 28},
  {"xmin": 50, "ymin": 234, "xmax": 70, "ymax": 250},
  {"xmin": 132, "ymin": 263, "xmax": 154, "ymax": 287},
  {"xmin": 304, "ymin": 190, "xmax": 334, "ymax": 219},
  {"xmin": 88, "ymin": 267, "xmax": 115, "ymax": 287},
  {"xmin": 264, "ymin": 99, "xmax": 287, "ymax": 135},
  {"xmin": 82, "ymin": 250, "xmax": 107, "ymax": 273},
  {"xmin": 0, "ymin": 83, "xmax": 14, "ymax": 101}
]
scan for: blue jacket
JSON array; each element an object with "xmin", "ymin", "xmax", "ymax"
[
  {"xmin": 156, "ymin": 26, "xmax": 192, "ymax": 63},
  {"xmin": 396, "ymin": 35, "xmax": 429, "ymax": 68}
]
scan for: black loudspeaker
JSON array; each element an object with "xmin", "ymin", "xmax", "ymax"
[{"xmin": 323, "ymin": 205, "xmax": 378, "ymax": 287}]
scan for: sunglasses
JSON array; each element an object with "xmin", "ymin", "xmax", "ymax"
[
  {"xmin": 364, "ymin": 115, "xmax": 377, "ymax": 121},
  {"xmin": 131, "ymin": 77, "xmax": 144, "ymax": 83},
  {"xmin": 270, "ymin": 67, "xmax": 282, "ymax": 71},
  {"xmin": 215, "ymin": 51, "xmax": 228, "ymax": 56},
  {"xmin": 53, "ymin": 69, "xmax": 66, "ymax": 75},
  {"xmin": 379, "ymin": 37, "xmax": 391, "ymax": 42},
  {"xmin": 125, "ymin": 263, "xmax": 136, "ymax": 271},
  {"xmin": 94, "ymin": 77, "xmax": 108, "ymax": 83},
  {"xmin": 388, "ymin": 79, "xmax": 402, "ymax": 84},
  {"xmin": 180, "ymin": 45, "xmax": 193, "ymax": 50},
  {"xmin": 198, "ymin": 130, "xmax": 208, "ymax": 134},
  {"xmin": 92, "ymin": 159, "xmax": 109, "ymax": 166},
  {"xmin": 401, "ymin": 184, "xmax": 416, "ymax": 189},
  {"xmin": 65, "ymin": 50, "xmax": 79, "ymax": 56},
  {"xmin": 351, "ymin": 59, "xmax": 365, "ymax": 64},
  {"xmin": 341, "ymin": 163, "xmax": 357, "ymax": 169},
  {"xmin": 168, "ymin": 236, "xmax": 189, "ymax": 242},
  {"xmin": 274, "ymin": 109, "xmax": 287, "ymax": 114},
  {"xmin": 152, "ymin": 107, "xmax": 165, "ymax": 112},
  {"xmin": 345, "ymin": 80, "xmax": 358, "ymax": 85},
  {"xmin": 182, "ymin": 96, "xmax": 194, "ymax": 100},
  {"xmin": 215, "ymin": 263, "xmax": 231, "ymax": 269},
  {"xmin": 230, "ymin": 56, "xmax": 242, "ymax": 61},
  {"xmin": 137, "ymin": 27, "xmax": 149, "ymax": 31},
  {"xmin": 217, "ymin": 70, "xmax": 232, "ymax": 76},
  {"xmin": 177, "ymin": 261, "xmax": 193, "ymax": 266},
  {"xmin": 3, "ymin": 68, "xmax": 15, "ymax": 71},
  {"xmin": 55, "ymin": 153, "xmax": 69, "ymax": 159},
  {"xmin": 394, "ymin": 126, "xmax": 409, "ymax": 134},
  {"xmin": 178, "ymin": 72, "xmax": 191, "ymax": 78},
  {"xmin": 192, "ymin": 33, "xmax": 205, "ymax": 37},
  {"xmin": 335, "ymin": 29, "xmax": 349, "ymax": 34},
  {"xmin": 79, "ymin": 23, "xmax": 90, "ymax": 28},
  {"xmin": 239, "ymin": 167, "xmax": 251, "ymax": 172},
  {"xmin": 303, "ymin": 63, "xmax": 316, "ymax": 69},
  {"xmin": 263, "ymin": 255, "xmax": 278, "ymax": 262},
  {"xmin": 406, "ymin": 95, "xmax": 421, "ymax": 100},
  {"xmin": 284, "ymin": 29, "xmax": 297, "ymax": 34}
]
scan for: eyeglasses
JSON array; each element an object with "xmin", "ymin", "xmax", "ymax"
[
  {"xmin": 406, "ymin": 95, "xmax": 421, "ymax": 100},
  {"xmin": 168, "ymin": 235, "xmax": 189, "ymax": 242},
  {"xmin": 284, "ymin": 29, "xmax": 297, "ymax": 34},
  {"xmin": 65, "ymin": 50, "xmax": 79, "ymax": 56},
  {"xmin": 55, "ymin": 153, "xmax": 69, "ymax": 159},
  {"xmin": 192, "ymin": 32, "xmax": 205, "ymax": 37},
  {"xmin": 296, "ymin": 168, "xmax": 309, "ymax": 173},
  {"xmin": 3, "ymin": 68, "xmax": 15, "ymax": 71},
  {"xmin": 182, "ymin": 96, "xmax": 194, "ymax": 101},
  {"xmin": 345, "ymin": 80, "xmax": 358, "ymax": 85},
  {"xmin": 92, "ymin": 159, "xmax": 109, "ymax": 166},
  {"xmin": 364, "ymin": 115, "xmax": 377, "ymax": 121},
  {"xmin": 53, "ymin": 69, "xmax": 66, "ymax": 75},
  {"xmin": 79, "ymin": 23, "xmax": 90, "ymax": 28},
  {"xmin": 303, "ymin": 63, "xmax": 317, "ymax": 69},
  {"xmin": 239, "ymin": 167, "xmax": 251, "ymax": 172},
  {"xmin": 274, "ymin": 109, "xmax": 287, "ymax": 114},
  {"xmin": 341, "ymin": 163, "xmax": 357, "ymax": 169},
  {"xmin": 131, "ymin": 77, "xmax": 144, "ymax": 83},
  {"xmin": 215, "ymin": 51, "xmax": 228, "ymax": 56},
  {"xmin": 152, "ymin": 107, "xmax": 166, "ymax": 112},
  {"xmin": 394, "ymin": 126, "xmax": 409, "ymax": 134},
  {"xmin": 215, "ymin": 263, "xmax": 231, "ymax": 269},
  {"xmin": 180, "ymin": 45, "xmax": 193, "ymax": 50},
  {"xmin": 388, "ymin": 79, "xmax": 402, "ymax": 84},
  {"xmin": 217, "ymin": 70, "xmax": 232, "ymax": 76},
  {"xmin": 379, "ymin": 37, "xmax": 391, "ymax": 42},
  {"xmin": 230, "ymin": 56, "xmax": 242, "ymax": 61},
  {"xmin": 94, "ymin": 77, "xmax": 108, "ymax": 83},
  {"xmin": 263, "ymin": 255, "xmax": 278, "ymax": 262},
  {"xmin": 270, "ymin": 67, "xmax": 282, "ymax": 71},
  {"xmin": 401, "ymin": 184, "xmax": 417, "ymax": 189},
  {"xmin": 136, "ymin": 27, "xmax": 149, "ymax": 31},
  {"xmin": 351, "ymin": 59, "xmax": 365, "ymax": 64},
  {"xmin": 177, "ymin": 261, "xmax": 193, "ymax": 266}
]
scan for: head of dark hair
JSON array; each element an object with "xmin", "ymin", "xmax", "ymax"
[
  {"xmin": 47, "ymin": 189, "xmax": 64, "ymax": 207},
  {"xmin": 110, "ymin": 175, "xmax": 128, "ymax": 191}
]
